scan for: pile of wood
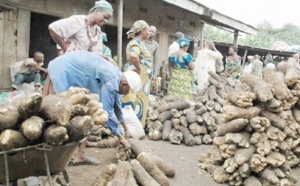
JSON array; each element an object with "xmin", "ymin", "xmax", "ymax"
[
  {"xmin": 92, "ymin": 139, "xmax": 175, "ymax": 186},
  {"xmin": 146, "ymin": 70, "xmax": 232, "ymax": 146},
  {"xmin": 199, "ymin": 58, "xmax": 300, "ymax": 186},
  {"xmin": 0, "ymin": 87, "xmax": 108, "ymax": 151}
]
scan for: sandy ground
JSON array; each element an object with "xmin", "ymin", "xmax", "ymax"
[{"xmin": 15, "ymin": 138, "xmax": 300, "ymax": 186}]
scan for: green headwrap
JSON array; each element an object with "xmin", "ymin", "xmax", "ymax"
[
  {"xmin": 126, "ymin": 20, "xmax": 148, "ymax": 39},
  {"xmin": 89, "ymin": 0, "xmax": 114, "ymax": 15}
]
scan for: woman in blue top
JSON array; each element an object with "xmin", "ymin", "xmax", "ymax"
[{"xmin": 168, "ymin": 38, "xmax": 195, "ymax": 100}]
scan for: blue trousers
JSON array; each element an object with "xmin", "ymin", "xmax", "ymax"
[{"xmin": 11, "ymin": 73, "xmax": 41, "ymax": 89}]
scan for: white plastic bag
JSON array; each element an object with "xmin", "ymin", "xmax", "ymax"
[{"xmin": 122, "ymin": 105, "xmax": 145, "ymax": 139}]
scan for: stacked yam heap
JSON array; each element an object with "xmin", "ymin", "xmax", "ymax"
[
  {"xmin": 0, "ymin": 87, "xmax": 108, "ymax": 151},
  {"xmin": 199, "ymin": 58, "xmax": 300, "ymax": 186},
  {"xmin": 92, "ymin": 139, "xmax": 175, "ymax": 186},
  {"xmin": 146, "ymin": 70, "xmax": 230, "ymax": 146}
]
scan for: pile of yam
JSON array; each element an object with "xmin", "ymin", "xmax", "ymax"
[
  {"xmin": 0, "ymin": 87, "xmax": 109, "ymax": 151},
  {"xmin": 146, "ymin": 70, "xmax": 230, "ymax": 146},
  {"xmin": 92, "ymin": 139, "xmax": 175, "ymax": 186},
  {"xmin": 199, "ymin": 58, "xmax": 300, "ymax": 186}
]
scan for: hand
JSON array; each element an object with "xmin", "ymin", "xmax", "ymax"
[
  {"xmin": 125, "ymin": 129, "xmax": 132, "ymax": 139},
  {"xmin": 119, "ymin": 136, "xmax": 130, "ymax": 149},
  {"xmin": 44, "ymin": 69, "xmax": 48, "ymax": 73}
]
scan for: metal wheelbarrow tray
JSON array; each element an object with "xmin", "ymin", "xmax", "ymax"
[{"xmin": 0, "ymin": 139, "xmax": 83, "ymax": 185}]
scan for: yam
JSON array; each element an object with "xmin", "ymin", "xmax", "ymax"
[
  {"xmin": 87, "ymin": 100, "xmax": 100, "ymax": 115},
  {"xmin": 205, "ymin": 100, "xmax": 215, "ymax": 111},
  {"xmin": 152, "ymin": 156, "xmax": 176, "ymax": 178},
  {"xmin": 171, "ymin": 118, "xmax": 180, "ymax": 130},
  {"xmin": 225, "ymin": 133, "xmax": 249, "ymax": 148},
  {"xmin": 130, "ymin": 160, "xmax": 160, "ymax": 186},
  {"xmin": 0, "ymin": 105, "xmax": 19, "ymax": 132},
  {"xmin": 189, "ymin": 123, "xmax": 207, "ymax": 135},
  {"xmin": 67, "ymin": 116, "xmax": 94, "ymax": 142},
  {"xmin": 227, "ymin": 91, "xmax": 255, "ymax": 108},
  {"xmin": 0, "ymin": 129, "xmax": 28, "ymax": 151},
  {"xmin": 241, "ymin": 73, "xmax": 274, "ymax": 102},
  {"xmin": 21, "ymin": 116, "xmax": 45, "ymax": 140},
  {"xmin": 208, "ymin": 77, "xmax": 221, "ymax": 89},
  {"xmin": 137, "ymin": 153, "xmax": 170, "ymax": 186},
  {"xmin": 153, "ymin": 121, "xmax": 163, "ymax": 131},
  {"xmin": 168, "ymin": 129, "xmax": 183, "ymax": 144},
  {"xmin": 208, "ymin": 86, "xmax": 218, "ymax": 100},
  {"xmin": 250, "ymin": 154, "xmax": 267, "ymax": 173},
  {"xmin": 40, "ymin": 95, "xmax": 71, "ymax": 126},
  {"xmin": 129, "ymin": 138, "xmax": 146, "ymax": 156},
  {"xmin": 97, "ymin": 137, "xmax": 118, "ymax": 148},
  {"xmin": 107, "ymin": 161, "xmax": 137, "ymax": 186},
  {"xmin": 222, "ymin": 105, "xmax": 260, "ymax": 122},
  {"xmin": 158, "ymin": 111, "xmax": 172, "ymax": 123},
  {"xmin": 148, "ymin": 130, "xmax": 162, "ymax": 141},
  {"xmin": 277, "ymin": 61, "xmax": 287, "ymax": 74},
  {"xmin": 180, "ymin": 127, "xmax": 195, "ymax": 146},
  {"xmin": 260, "ymin": 168, "xmax": 279, "ymax": 185},
  {"xmin": 266, "ymin": 152, "xmax": 286, "ymax": 167},
  {"xmin": 212, "ymin": 167, "xmax": 230, "ymax": 184},
  {"xmin": 70, "ymin": 104, "xmax": 89, "ymax": 117},
  {"xmin": 194, "ymin": 135, "xmax": 202, "ymax": 145},
  {"xmin": 92, "ymin": 164, "xmax": 117, "ymax": 186},
  {"xmin": 158, "ymin": 100, "xmax": 190, "ymax": 112},
  {"xmin": 243, "ymin": 176, "xmax": 262, "ymax": 186},
  {"xmin": 285, "ymin": 58, "xmax": 299, "ymax": 86},
  {"xmin": 261, "ymin": 110, "xmax": 286, "ymax": 129},
  {"xmin": 68, "ymin": 92, "xmax": 91, "ymax": 105},
  {"xmin": 180, "ymin": 116, "xmax": 188, "ymax": 127},
  {"xmin": 92, "ymin": 109, "xmax": 108, "ymax": 125},
  {"xmin": 223, "ymin": 157, "xmax": 238, "ymax": 173},
  {"xmin": 266, "ymin": 126, "xmax": 286, "ymax": 142},
  {"xmin": 216, "ymin": 118, "xmax": 248, "ymax": 136},
  {"xmin": 202, "ymin": 134, "xmax": 213, "ymax": 144},
  {"xmin": 18, "ymin": 93, "xmax": 42, "ymax": 119},
  {"xmin": 227, "ymin": 77, "xmax": 236, "ymax": 87},
  {"xmin": 186, "ymin": 110, "xmax": 197, "ymax": 123},
  {"xmin": 234, "ymin": 145, "xmax": 256, "ymax": 165},
  {"xmin": 170, "ymin": 109, "xmax": 181, "ymax": 118},
  {"xmin": 250, "ymin": 116, "xmax": 271, "ymax": 132},
  {"xmin": 208, "ymin": 70, "xmax": 222, "ymax": 82},
  {"xmin": 162, "ymin": 120, "xmax": 172, "ymax": 141},
  {"xmin": 44, "ymin": 125, "xmax": 69, "ymax": 146},
  {"xmin": 149, "ymin": 110, "xmax": 159, "ymax": 121}
]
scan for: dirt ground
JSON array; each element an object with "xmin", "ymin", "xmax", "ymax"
[{"xmin": 15, "ymin": 138, "xmax": 300, "ymax": 186}]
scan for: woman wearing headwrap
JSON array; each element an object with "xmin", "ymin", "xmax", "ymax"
[
  {"xmin": 122, "ymin": 20, "xmax": 153, "ymax": 127},
  {"xmin": 43, "ymin": 1, "xmax": 114, "ymax": 166},
  {"xmin": 168, "ymin": 38, "xmax": 195, "ymax": 100}
]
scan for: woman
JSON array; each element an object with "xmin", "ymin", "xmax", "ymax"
[
  {"xmin": 168, "ymin": 38, "xmax": 195, "ymax": 100},
  {"xmin": 43, "ymin": 1, "xmax": 114, "ymax": 166},
  {"xmin": 122, "ymin": 20, "xmax": 152, "ymax": 127},
  {"xmin": 225, "ymin": 46, "xmax": 242, "ymax": 80},
  {"xmin": 43, "ymin": 0, "xmax": 114, "ymax": 96}
]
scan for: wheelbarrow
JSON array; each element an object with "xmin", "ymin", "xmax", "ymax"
[{"xmin": 0, "ymin": 139, "xmax": 84, "ymax": 186}]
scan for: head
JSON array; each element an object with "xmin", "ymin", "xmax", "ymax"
[
  {"xmin": 126, "ymin": 20, "xmax": 150, "ymax": 40},
  {"xmin": 148, "ymin": 25, "xmax": 157, "ymax": 39},
  {"xmin": 228, "ymin": 46, "xmax": 237, "ymax": 55},
  {"xmin": 89, "ymin": 0, "xmax": 113, "ymax": 26},
  {"xmin": 178, "ymin": 38, "xmax": 190, "ymax": 52},
  {"xmin": 255, "ymin": 54, "xmax": 260, "ymax": 60},
  {"xmin": 205, "ymin": 40, "xmax": 214, "ymax": 50},
  {"xmin": 119, "ymin": 71, "xmax": 142, "ymax": 101},
  {"xmin": 33, "ymin": 51, "xmax": 44, "ymax": 63},
  {"xmin": 175, "ymin": 32, "xmax": 184, "ymax": 41},
  {"xmin": 247, "ymin": 56, "xmax": 254, "ymax": 62},
  {"xmin": 102, "ymin": 32, "xmax": 108, "ymax": 43}
]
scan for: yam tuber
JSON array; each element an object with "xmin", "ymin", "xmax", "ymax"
[
  {"xmin": 158, "ymin": 111, "xmax": 172, "ymax": 123},
  {"xmin": 260, "ymin": 168, "xmax": 279, "ymax": 185},
  {"xmin": 241, "ymin": 73, "xmax": 274, "ymax": 102},
  {"xmin": 107, "ymin": 161, "xmax": 137, "ymax": 186},
  {"xmin": 212, "ymin": 167, "xmax": 230, "ymax": 184},
  {"xmin": 234, "ymin": 145, "xmax": 256, "ymax": 165},
  {"xmin": 168, "ymin": 129, "xmax": 183, "ymax": 145},
  {"xmin": 130, "ymin": 160, "xmax": 160, "ymax": 186},
  {"xmin": 227, "ymin": 91, "xmax": 256, "ymax": 108},
  {"xmin": 186, "ymin": 110, "xmax": 197, "ymax": 123},
  {"xmin": 189, "ymin": 123, "xmax": 207, "ymax": 136},
  {"xmin": 170, "ymin": 109, "xmax": 181, "ymax": 118},
  {"xmin": 266, "ymin": 152, "xmax": 286, "ymax": 167},
  {"xmin": 171, "ymin": 118, "xmax": 180, "ymax": 130},
  {"xmin": 215, "ymin": 118, "xmax": 248, "ymax": 136},
  {"xmin": 0, "ymin": 129, "xmax": 29, "ymax": 151},
  {"xmin": 67, "ymin": 116, "xmax": 94, "ymax": 142},
  {"xmin": 68, "ymin": 92, "xmax": 91, "ymax": 105},
  {"xmin": 86, "ymin": 100, "xmax": 100, "ymax": 115},
  {"xmin": 250, "ymin": 154, "xmax": 267, "ymax": 173},
  {"xmin": 180, "ymin": 127, "xmax": 195, "ymax": 146},
  {"xmin": 137, "ymin": 153, "xmax": 170, "ymax": 186},
  {"xmin": 202, "ymin": 134, "xmax": 213, "ymax": 144},
  {"xmin": 92, "ymin": 164, "xmax": 117, "ymax": 186},
  {"xmin": 40, "ymin": 95, "xmax": 71, "ymax": 126},
  {"xmin": 97, "ymin": 137, "xmax": 119, "ymax": 148},
  {"xmin": 21, "ymin": 116, "xmax": 45, "ymax": 141},
  {"xmin": 225, "ymin": 133, "xmax": 249, "ymax": 148},
  {"xmin": 148, "ymin": 130, "xmax": 162, "ymax": 141},
  {"xmin": 243, "ymin": 176, "xmax": 262, "ymax": 186},
  {"xmin": 162, "ymin": 120, "xmax": 172, "ymax": 141},
  {"xmin": 158, "ymin": 100, "xmax": 190, "ymax": 112},
  {"xmin": 152, "ymin": 156, "xmax": 176, "ymax": 178},
  {"xmin": 285, "ymin": 58, "xmax": 299, "ymax": 87},
  {"xmin": 44, "ymin": 125, "xmax": 69, "ymax": 146},
  {"xmin": 222, "ymin": 105, "xmax": 260, "ymax": 122},
  {"xmin": 249, "ymin": 116, "xmax": 270, "ymax": 132},
  {"xmin": 18, "ymin": 93, "xmax": 42, "ymax": 119},
  {"xmin": 0, "ymin": 105, "xmax": 19, "ymax": 132}
]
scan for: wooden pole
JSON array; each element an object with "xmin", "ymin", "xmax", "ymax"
[
  {"xmin": 117, "ymin": 0, "xmax": 124, "ymax": 68},
  {"xmin": 199, "ymin": 21, "xmax": 205, "ymax": 49},
  {"xmin": 233, "ymin": 30, "xmax": 238, "ymax": 48},
  {"xmin": 241, "ymin": 49, "xmax": 248, "ymax": 71}
]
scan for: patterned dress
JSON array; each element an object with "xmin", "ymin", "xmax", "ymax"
[
  {"xmin": 225, "ymin": 55, "xmax": 242, "ymax": 80},
  {"xmin": 168, "ymin": 53, "xmax": 194, "ymax": 100},
  {"xmin": 122, "ymin": 39, "xmax": 153, "ymax": 127},
  {"xmin": 251, "ymin": 59, "xmax": 263, "ymax": 79}
]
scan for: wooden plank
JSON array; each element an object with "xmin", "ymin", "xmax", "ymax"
[
  {"xmin": 162, "ymin": 0, "xmax": 205, "ymax": 15},
  {"xmin": 0, "ymin": 12, "xmax": 4, "ymax": 89},
  {"xmin": 17, "ymin": 9, "xmax": 30, "ymax": 61},
  {"xmin": 199, "ymin": 21, "xmax": 205, "ymax": 49},
  {"xmin": 117, "ymin": 0, "xmax": 123, "ymax": 68},
  {"xmin": 233, "ymin": 30, "xmax": 238, "ymax": 48}
]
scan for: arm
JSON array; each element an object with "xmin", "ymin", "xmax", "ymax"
[
  {"xmin": 49, "ymin": 28, "xmax": 68, "ymax": 52},
  {"xmin": 168, "ymin": 61, "xmax": 173, "ymax": 80},
  {"xmin": 186, "ymin": 53, "xmax": 194, "ymax": 70},
  {"xmin": 27, "ymin": 61, "xmax": 48, "ymax": 73},
  {"xmin": 128, "ymin": 52, "xmax": 141, "ymax": 74},
  {"xmin": 113, "ymin": 96, "xmax": 130, "ymax": 137},
  {"xmin": 153, "ymin": 45, "xmax": 160, "ymax": 78}
]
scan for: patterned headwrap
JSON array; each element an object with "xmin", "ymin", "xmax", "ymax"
[
  {"xmin": 178, "ymin": 38, "xmax": 190, "ymax": 48},
  {"xmin": 102, "ymin": 33, "xmax": 108, "ymax": 42},
  {"xmin": 126, "ymin": 20, "xmax": 148, "ymax": 39},
  {"xmin": 89, "ymin": 0, "xmax": 114, "ymax": 15}
]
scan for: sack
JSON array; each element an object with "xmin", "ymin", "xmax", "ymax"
[{"xmin": 122, "ymin": 105, "xmax": 145, "ymax": 139}]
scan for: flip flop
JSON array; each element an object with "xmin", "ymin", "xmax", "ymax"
[{"xmin": 68, "ymin": 156, "xmax": 101, "ymax": 166}]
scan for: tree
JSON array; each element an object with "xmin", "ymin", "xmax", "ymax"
[{"xmin": 203, "ymin": 25, "xmax": 233, "ymax": 43}]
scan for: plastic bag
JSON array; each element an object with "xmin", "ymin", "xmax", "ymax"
[{"xmin": 122, "ymin": 105, "xmax": 145, "ymax": 139}]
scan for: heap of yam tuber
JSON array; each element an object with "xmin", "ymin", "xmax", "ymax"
[
  {"xmin": 0, "ymin": 129, "xmax": 29, "ymax": 151},
  {"xmin": 67, "ymin": 115, "xmax": 94, "ymax": 141},
  {"xmin": 0, "ymin": 105, "xmax": 19, "ymax": 132},
  {"xmin": 40, "ymin": 95, "xmax": 71, "ymax": 126},
  {"xmin": 21, "ymin": 116, "xmax": 45, "ymax": 140},
  {"xmin": 44, "ymin": 125, "xmax": 69, "ymax": 146}
]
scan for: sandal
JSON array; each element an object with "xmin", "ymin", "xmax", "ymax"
[{"xmin": 68, "ymin": 156, "xmax": 101, "ymax": 166}]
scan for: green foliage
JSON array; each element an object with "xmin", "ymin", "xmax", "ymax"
[{"xmin": 204, "ymin": 20, "xmax": 300, "ymax": 49}]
